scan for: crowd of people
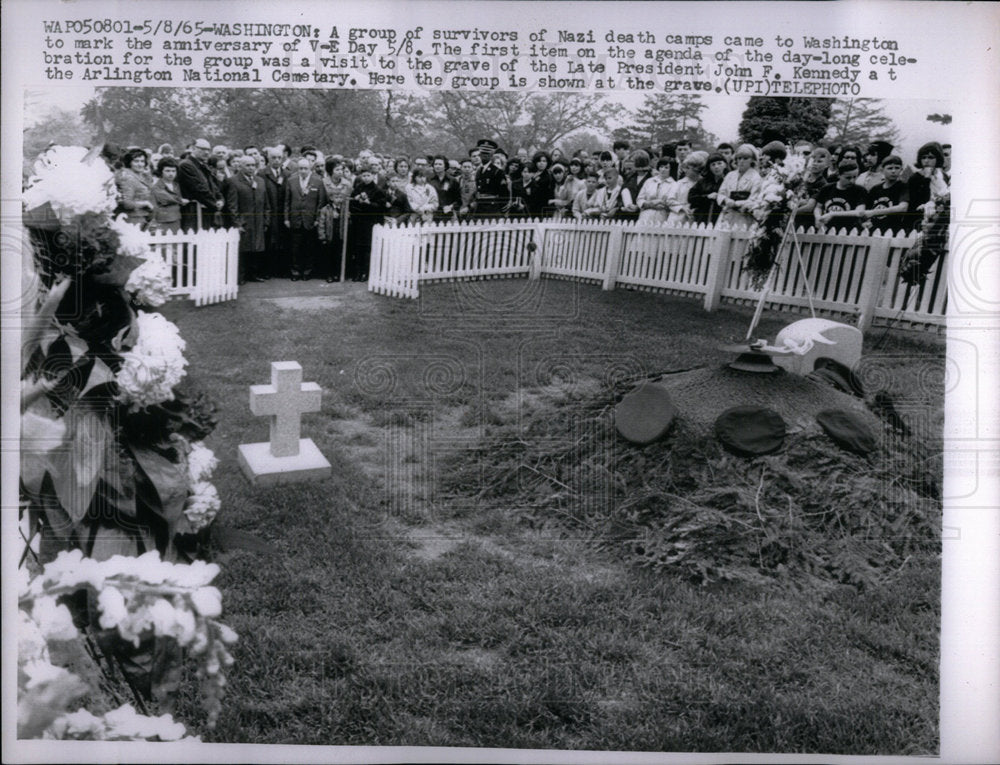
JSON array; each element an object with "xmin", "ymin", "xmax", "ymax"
[{"xmin": 101, "ymin": 133, "xmax": 951, "ymax": 285}]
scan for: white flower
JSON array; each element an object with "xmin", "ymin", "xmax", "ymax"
[
  {"xmin": 189, "ymin": 587, "xmax": 222, "ymax": 618},
  {"xmin": 116, "ymin": 311, "xmax": 187, "ymax": 410},
  {"xmin": 23, "ymin": 145, "xmax": 118, "ymax": 223},
  {"xmin": 31, "ymin": 596, "xmax": 78, "ymax": 642},
  {"xmin": 96, "ymin": 586, "xmax": 128, "ymax": 629},
  {"xmin": 110, "ymin": 215, "xmax": 152, "ymax": 258},
  {"xmin": 22, "ymin": 658, "xmax": 73, "ymax": 689},
  {"xmin": 216, "ymin": 623, "xmax": 239, "ymax": 645},
  {"xmin": 102, "ymin": 704, "xmax": 188, "ymax": 741},
  {"xmin": 183, "ymin": 481, "xmax": 220, "ymax": 532},
  {"xmin": 167, "ymin": 558, "xmax": 220, "ymax": 588},
  {"xmin": 147, "ymin": 598, "xmax": 179, "ymax": 637},
  {"xmin": 19, "ymin": 609, "xmax": 50, "ymax": 664},
  {"xmin": 49, "ymin": 709, "xmax": 106, "ymax": 739},
  {"xmin": 124, "ymin": 252, "xmax": 172, "ymax": 307},
  {"xmin": 186, "ymin": 441, "xmax": 218, "ymax": 483}
]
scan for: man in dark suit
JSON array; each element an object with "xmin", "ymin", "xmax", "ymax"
[
  {"xmin": 225, "ymin": 155, "xmax": 270, "ymax": 284},
  {"xmin": 259, "ymin": 147, "xmax": 288, "ymax": 278},
  {"xmin": 178, "ymin": 138, "xmax": 223, "ymax": 231},
  {"xmin": 284, "ymin": 157, "xmax": 327, "ymax": 280},
  {"xmin": 472, "ymin": 139, "xmax": 508, "ymax": 220}
]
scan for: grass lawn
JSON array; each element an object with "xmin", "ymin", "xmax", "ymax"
[{"xmin": 166, "ymin": 278, "xmax": 942, "ymax": 753}]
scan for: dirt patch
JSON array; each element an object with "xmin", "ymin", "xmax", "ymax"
[{"xmin": 263, "ymin": 295, "xmax": 351, "ymax": 312}]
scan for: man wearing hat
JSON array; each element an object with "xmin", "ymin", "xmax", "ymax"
[
  {"xmin": 178, "ymin": 138, "xmax": 224, "ymax": 231},
  {"xmin": 473, "ymin": 139, "xmax": 509, "ymax": 220}
]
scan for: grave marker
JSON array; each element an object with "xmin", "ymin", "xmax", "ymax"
[{"xmin": 238, "ymin": 361, "xmax": 331, "ymax": 486}]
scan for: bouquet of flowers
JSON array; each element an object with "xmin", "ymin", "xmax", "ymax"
[
  {"xmin": 18, "ymin": 550, "xmax": 237, "ymax": 738},
  {"xmin": 21, "ymin": 145, "xmax": 220, "ymax": 562},
  {"xmin": 19, "ymin": 145, "xmax": 229, "ymax": 740},
  {"xmin": 899, "ymin": 191, "xmax": 950, "ymax": 287},
  {"xmin": 741, "ymin": 154, "xmax": 809, "ymax": 288}
]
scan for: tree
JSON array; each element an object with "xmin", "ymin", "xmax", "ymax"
[
  {"xmin": 628, "ymin": 94, "xmax": 716, "ymax": 149},
  {"xmin": 738, "ymin": 97, "xmax": 833, "ymax": 146},
  {"xmin": 429, "ymin": 91, "xmax": 624, "ymax": 154},
  {"xmin": 824, "ymin": 98, "xmax": 901, "ymax": 148},
  {"xmin": 926, "ymin": 113, "xmax": 952, "ymax": 125},
  {"xmin": 559, "ymin": 129, "xmax": 611, "ymax": 158},
  {"xmin": 81, "ymin": 88, "xmax": 212, "ymax": 148},
  {"xmin": 201, "ymin": 89, "xmax": 396, "ymax": 154}
]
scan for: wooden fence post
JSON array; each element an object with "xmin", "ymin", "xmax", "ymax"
[
  {"xmin": 857, "ymin": 235, "xmax": 891, "ymax": 331},
  {"xmin": 703, "ymin": 227, "xmax": 732, "ymax": 311},
  {"xmin": 603, "ymin": 225, "xmax": 624, "ymax": 290},
  {"xmin": 530, "ymin": 221, "xmax": 546, "ymax": 280}
]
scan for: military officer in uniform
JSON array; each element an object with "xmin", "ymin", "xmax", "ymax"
[{"xmin": 473, "ymin": 139, "xmax": 509, "ymax": 220}]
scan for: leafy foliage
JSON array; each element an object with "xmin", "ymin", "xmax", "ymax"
[
  {"xmin": 738, "ymin": 97, "xmax": 834, "ymax": 146},
  {"xmin": 825, "ymin": 98, "xmax": 902, "ymax": 149},
  {"xmin": 20, "ymin": 147, "xmax": 229, "ymax": 740},
  {"xmin": 82, "ymin": 88, "xmax": 211, "ymax": 147},
  {"xmin": 625, "ymin": 94, "xmax": 718, "ymax": 149},
  {"xmin": 925, "ymin": 113, "xmax": 952, "ymax": 126},
  {"xmin": 78, "ymin": 87, "xmax": 628, "ymax": 158}
]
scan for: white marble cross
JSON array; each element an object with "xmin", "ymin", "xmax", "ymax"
[{"xmin": 249, "ymin": 362, "xmax": 322, "ymax": 458}]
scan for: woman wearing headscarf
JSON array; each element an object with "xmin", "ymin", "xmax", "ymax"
[{"xmin": 715, "ymin": 143, "xmax": 762, "ymax": 229}]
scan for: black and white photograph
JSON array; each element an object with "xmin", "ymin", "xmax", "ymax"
[{"xmin": 4, "ymin": 2, "xmax": 999, "ymax": 764}]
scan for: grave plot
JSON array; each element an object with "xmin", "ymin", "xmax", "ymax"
[{"xmin": 163, "ymin": 278, "xmax": 942, "ymax": 753}]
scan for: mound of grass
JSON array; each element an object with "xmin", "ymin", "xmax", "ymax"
[{"xmin": 442, "ymin": 378, "xmax": 941, "ymax": 587}]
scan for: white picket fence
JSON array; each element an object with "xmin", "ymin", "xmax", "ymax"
[
  {"xmin": 369, "ymin": 218, "xmax": 945, "ymax": 332},
  {"xmin": 148, "ymin": 228, "xmax": 241, "ymax": 306}
]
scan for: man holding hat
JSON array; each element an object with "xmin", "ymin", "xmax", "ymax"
[{"xmin": 473, "ymin": 139, "xmax": 509, "ymax": 219}]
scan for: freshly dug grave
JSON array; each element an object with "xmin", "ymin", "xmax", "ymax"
[{"xmin": 441, "ymin": 366, "xmax": 940, "ymax": 587}]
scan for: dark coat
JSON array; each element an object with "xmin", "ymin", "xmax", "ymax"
[
  {"xmin": 224, "ymin": 173, "xmax": 270, "ymax": 253},
  {"xmin": 524, "ymin": 169, "xmax": 555, "ymax": 217},
  {"xmin": 151, "ymin": 178, "xmax": 184, "ymax": 230},
  {"xmin": 428, "ymin": 172, "xmax": 460, "ymax": 216},
  {"xmin": 284, "ymin": 173, "xmax": 328, "ymax": 230},
  {"xmin": 258, "ymin": 167, "xmax": 287, "ymax": 234},
  {"xmin": 178, "ymin": 157, "xmax": 220, "ymax": 231}
]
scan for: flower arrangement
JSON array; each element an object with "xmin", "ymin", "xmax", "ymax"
[
  {"xmin": 20, "ymin": 145, "xmax": 227, "ymax": 740},
  {"xmin": 18, "ymin": 551, "xmax": 237, "ymax": 738},
  {"xmin": 899, "ymin": 190, "xmax": 950, "ymax": 287},
  {"xmin": 21, "ymin": 145, "xmax": 219, "ymax": 560},
  {"xmin": 741, "ymin": 154, "xmax": 809, "ymax": 288}
]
